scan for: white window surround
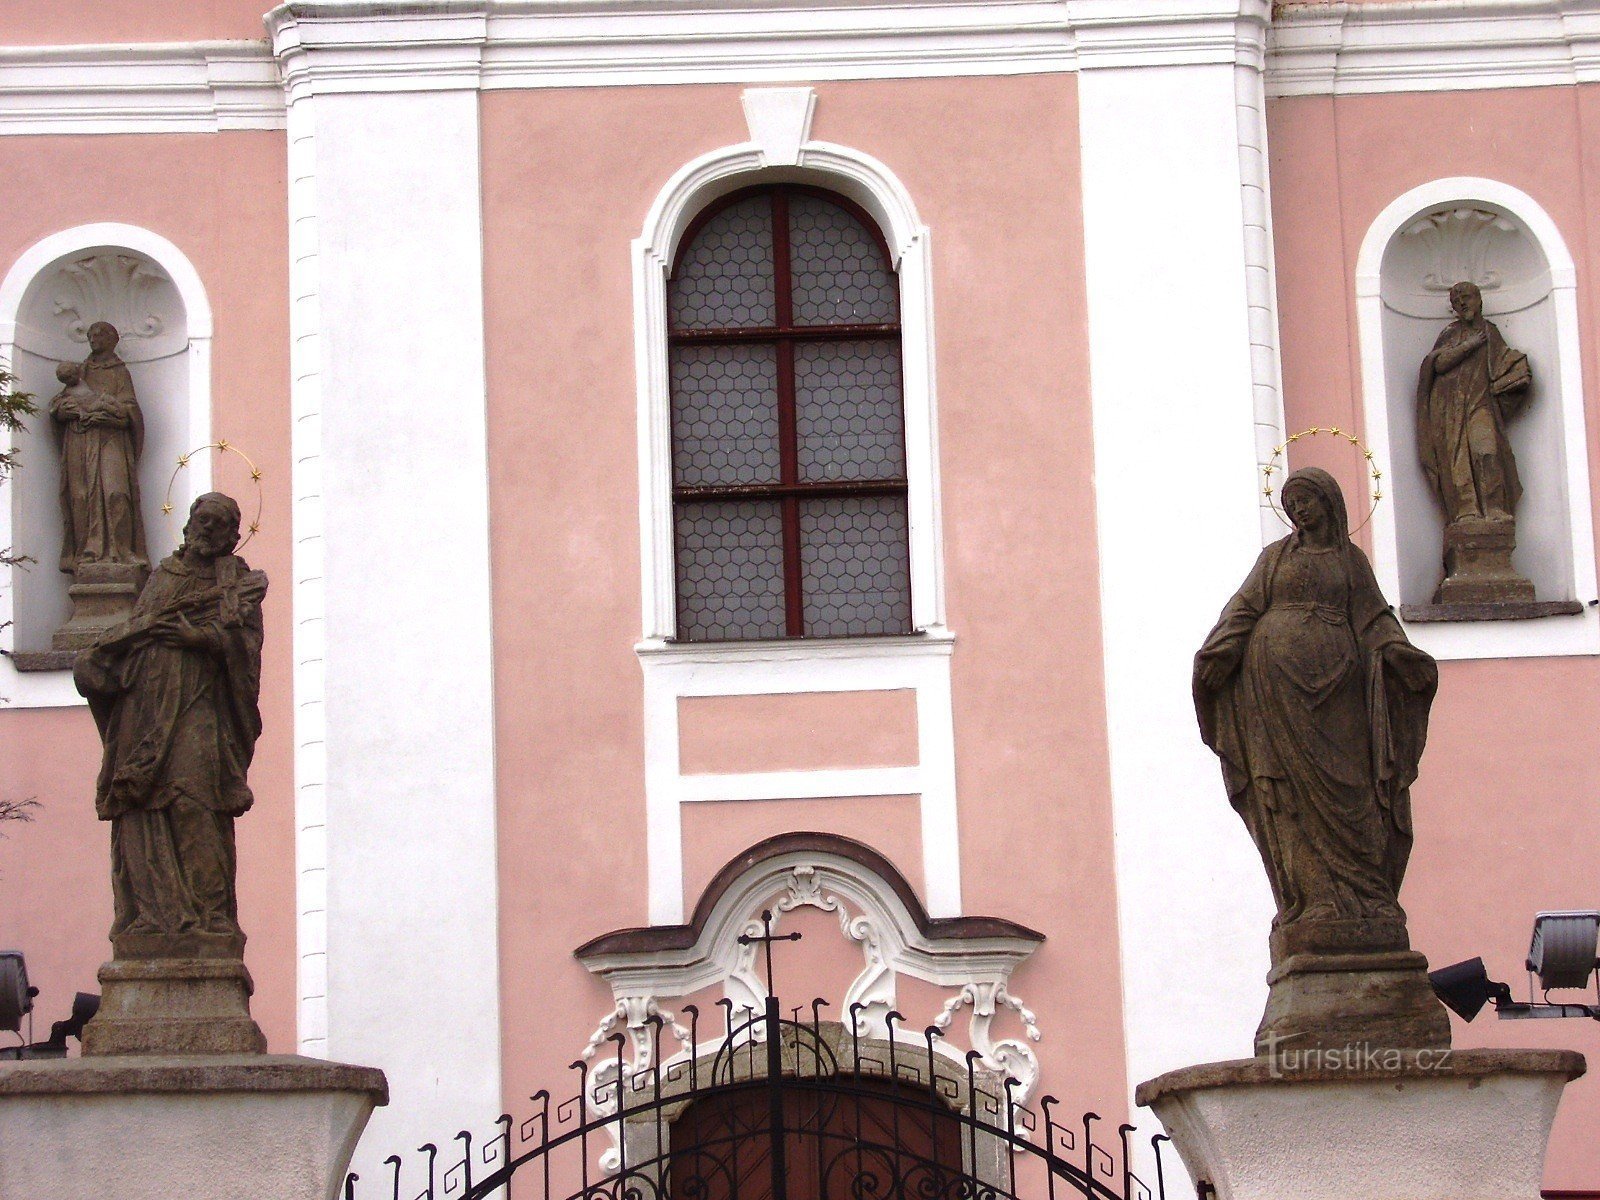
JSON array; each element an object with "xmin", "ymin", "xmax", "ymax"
[
  {"xmin": 634, "ymin": 95, "xmax": 945, "ymax": 644},
  {"xmin": 633, "ymin": 90, "xmax": 961, "ymax": 926},
  {"xmin": 0, "ymin": 223, "xmax": 213, "ymax": 708},
  {"xmin": 1355, "ymin": 177, "xmax": 1600, "ymax": 660}
]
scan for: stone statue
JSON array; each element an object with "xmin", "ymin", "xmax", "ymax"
[
  {"xmin": 1194, "ymin": 467, "xmax": 1450, "ymax": 1053},
  {"xmin": 1416, "ymin": 281, "xmax": 1535, "ymax": 604},
  {"xmin": 74, "ymin": 493, "xmax": 266, "ymax": 961},
  {"xmin": 50, "ymin": 321, "xmax": 151, "ymax": 650},
  {"xmin": 51, "ymin": 323, "xmax": 147, "ymax": 574}
]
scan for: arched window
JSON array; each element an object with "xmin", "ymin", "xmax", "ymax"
[{"xmin": 667, "ymin": 185, "xmax": 911, "ymax": 642}]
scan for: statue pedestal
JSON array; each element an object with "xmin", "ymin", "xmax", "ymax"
[
  {"xmin": 0, "ymin": 1055, "xmax": 387, "ymax": 1200},
  {"xmin": 82, "ymin": 956, "xmax": 267, "ymax": 1056},
  {"xmin": 1434, "ymin": 518, "xmax": 1535, "ymax": 604},
  {"xmin": 1138, "ymin": 1050, "xmax": 1585, "ymax": 1200},
  {"xmin": 1257, "ymin": 949, "xmax": 1450, "ymax": 1055},
  {"xmin": 1258, "ymin": 923, "xmax": 1451, "ymax": 1054},
  {"xmin": 53, "ymin": 560, "xmax": 147, "ymax": 650}
]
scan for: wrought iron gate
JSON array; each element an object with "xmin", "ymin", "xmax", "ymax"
[{"xmin": 347, "ymin": 990, "xmax": 1186, "ymax": 1200}]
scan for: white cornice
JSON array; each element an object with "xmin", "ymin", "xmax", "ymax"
[
  {"xmin": 1268, "ymin": 0, "xmax": 1600, "ymax": 96},
  {"xmin": 266, "ymin": 0, "xmax": 1270, "ymax": 95},
  {"xmin": 0, "ymin": 41, "xmax": 285, "ymax": 135},
  {"xmin": 0, "ymin": 1, "xmax": 1278, "ymax": 128}
]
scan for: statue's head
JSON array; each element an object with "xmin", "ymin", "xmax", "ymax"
[
  {"xmin": 182, "ymin": 493, "xmax": 242, "ymax": 561},
  {"xmin": 55, "ymin": 362, "xmax": 82, "ymax": 387},
  {"xmin": 1281, "ymin": 467, "xmax": 1348, "ymax": 544},
  {"xmin": 1449, "ymin": 281, "xmax": 1483, "ymax": 322},
  {"xmin": 86, "ymin": 322, "xmax": 120, "ymax": 356}
]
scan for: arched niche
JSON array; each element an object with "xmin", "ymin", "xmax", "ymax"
[
  {"xmin": 1356, "ymin": 181, "xmax": 1598, "ymax": 659},
  {"xmin": 0, "ymin": 225, "xmax": 211, "ymax": 701}
]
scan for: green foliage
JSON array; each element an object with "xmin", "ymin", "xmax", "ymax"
[{"xmin": 0, "ymin": 364, "xmax": 35, "ymax": 572}]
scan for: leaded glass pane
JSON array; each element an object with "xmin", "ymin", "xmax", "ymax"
[
  {"xmin": 793, "ymin": 340, "xmax": 905, "ymax": 482},
  {"xmin": 669, "ymin": 194, "xmax": 776, "ymax": 330},
  {"xmin": 675, "ymin": 500, "xmax": 787, "ymax": 641},
  {"xmin": 788, "ymin": 191, "xmax": 898, "ymax": 325},
  {"xmin": 671, "ymin": 344, "xmax": 782, "ymax": 488},
  {"xmin": 798, "ymin": 495, "xmax": 912, "ymax": 638}
]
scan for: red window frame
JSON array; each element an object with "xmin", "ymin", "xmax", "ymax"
[{"xmin": 667, "ymin": 184, "xmax": 912, "ymax": 640}]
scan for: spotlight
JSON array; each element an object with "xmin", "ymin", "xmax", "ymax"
[
  {"xmin": 45, "ymin": 993, "xmax": 100, "ymax": 1052},
  {"xmin": 1429, "ymin": 957, "xmax": 1512, "ymax": 1022},
  {"xmin": 0, "ymin": 953, "xmax": 101, "ymax": 1060},
  {"xmin": 1527, "ymin": 911, "xmax": 1600, "ymax": 991}
]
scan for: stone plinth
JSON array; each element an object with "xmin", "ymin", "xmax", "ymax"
[
  {"xmin": 0, "ymin": 1055, "xmax": 387, "ymax": 1200},
  {"xmin": 82, "ymin": 957, "xmax": 266, "ymax": 1056},
  {"xmin": 1137, "ymin": 1049, "xmax": 1585, "ymax": 1200},
  {"xmin": 1434, "ymin": 518, "xmax": 1535, "ymax": 605},
  {"xmin": 1257, "ymin": 949, "xmax": 1450, "ymax": 1055},
  {"xmin": 53, "ymin": 560, "xmax": 147, "ymax": 650}
]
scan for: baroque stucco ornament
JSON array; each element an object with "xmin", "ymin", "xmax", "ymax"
[
  {"xmin": 51, "ymin": 253, "xmax": 170, "ymax": 346},
  {"xmin": 577, "ymin": 860, "xmax": 1045, "ymax": 1170},
  {"xmin": 575, "ymin": 837, "xmax": 1045, "ymax": 1124},
  {"xmin": 1402, "ymin": 207, "xmax": 1518, "ymax": 296}
]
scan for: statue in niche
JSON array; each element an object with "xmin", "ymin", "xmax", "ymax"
[
  {"xmin": 49, "ymin": 321, "xmax": 150, "ymax": 650},
  {"xmin": 1416, "ymin": 281, "xmax": 1536, "ymax": 604},
  {"xmin": 74, "ymin": 493, "xmax": 266, "ymax": 959},
  {"xmin": 1194, "ymin": 468, "xmax": 1450, "ymax": 1053}
]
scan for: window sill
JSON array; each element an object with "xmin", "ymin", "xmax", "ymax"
[
  {"xmin": 1400, "ymin": 600, "xmax": 1587, "ymax": 623},
  {"xmin": 7, "ymin": 650, "xmax": 77, "ymax": 673},
  {"xmin": 636, "ymin": 627, "xmax": 953, "ymax": 666}
]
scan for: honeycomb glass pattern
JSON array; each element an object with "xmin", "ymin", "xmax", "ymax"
[
  {"xmin": 788, "ymin": 191, "xmax": 899, "ymax": 326},
  {"xmin": 669, "ymin": 194, "xmax": 776, "ymax": 330},
  {"xmin": 675, "ymin": 500, "xmax": 787, "ymax": 641},
  {"xmin": 793, "ymin": 340, "xmax": 905, "ymax": 482},
  {"xmin": 671, "ymin": 344, "xmax": 782, "ymax": 488},
  {"xmin": 798, "ymin": 496, "xmax": 912, "ymax": 638}
]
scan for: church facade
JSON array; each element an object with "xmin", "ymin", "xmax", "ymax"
[{"xmin": 1, "ymin": 0, "xmax": 1598, "ymax": 1190}]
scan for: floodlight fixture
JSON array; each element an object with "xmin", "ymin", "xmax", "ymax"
[
  {"xmin": 1432, "ymin": 910, "xmax": 1600, "ymax": 1025},
  {"xmin": 1527, "ymin": 911, "xmax": 1600, "ymax": 991},
  {"xmin": 0, "ymin": 951, "xmax": 34, "ymax": 1034}
]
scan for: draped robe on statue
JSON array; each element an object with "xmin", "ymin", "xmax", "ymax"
[
  {"xmin": 75, "ymin": 550, "xmax": 266, "ymax": 948},
  {"xmin": 1193, "ymin": 469, "xmax": 1436, "ymax": 940},
  {"xmin": 53, "ymin": 351, "xmax": 147, "ymax": 572},
  {"xmin": 1416, "ymin": 317, "xmax": 1529, "ymax": 524}
]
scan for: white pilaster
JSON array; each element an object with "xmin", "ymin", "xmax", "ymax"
[
  {"xmin": 1073, "ymin": 0, "xmax": 1282, "ymax": 1099},
  {"xmin": 272, "ymin": 7, "xmax": 501, "ymax": 1185}
]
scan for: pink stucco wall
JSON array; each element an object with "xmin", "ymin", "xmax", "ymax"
[
  {"xmin": 678, "ymin": 690, "xmax": 919, "ymax": 774},
  {"xmin": 0, "ymin": 131, "xmax": 294, "ymax": 1051},
  {"xmin": 482, "ymin": 71, "xmax": 1128, "ymax": 1127},
  {"xmin": 1269, "ymin": 84, "xmax": 1600, "ymax": 1186},
  {"xmin": 5, "ymin": 0, "xmax": 270, "ymax": 44}
]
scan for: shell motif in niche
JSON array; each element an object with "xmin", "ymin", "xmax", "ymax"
[
  {"xmin": 1399, "ymin": 207, "xmax": 1520, "ymax": 294},
  {"xmin": 51, "ymin": 253, "xmax": 170, "ymax": 343}
]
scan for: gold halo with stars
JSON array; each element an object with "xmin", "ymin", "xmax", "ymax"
[
  {"xmin": 1262, "ymin": 426, "xmax": 1384, "ymax": 535},
  {"xmin": 161, "ymin": 440, "xmax": 265, "ymax": 549}
]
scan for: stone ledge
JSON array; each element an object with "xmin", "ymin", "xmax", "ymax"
[
  {"xmin": 6, "ymin": 649, "xmax": 78, "ymax": 673},
  {"xmin": 0, "ymin": 1054, "xmax": 388, "ymax": 1105},
  {"xmin": 1400, "ymin": 600, "xmax": 1586, "ymax": 623},
  {"xmin": 1136, "ymin": 1047, "xmax": 1586, "ymax": 1107}
]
